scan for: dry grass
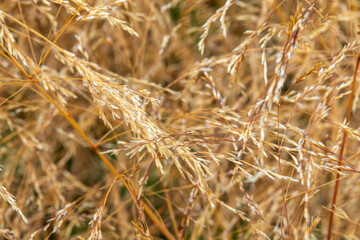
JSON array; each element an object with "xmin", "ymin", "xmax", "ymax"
[{"xmin": 0, "ymin": 0, "xmax": 360, "ymax": 239}]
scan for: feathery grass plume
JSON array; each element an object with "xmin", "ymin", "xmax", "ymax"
[
  {"xmin": 0, "ymin": 229, "xmax": 20, "ymax": 240},
  {"xmin": 88, "ymin": 207, "xmax": 103, "ymax": 240},
  {"xmin": 0, "ymin": 11, "xmax": 30, "ymax": 68},
  {"xmin": 1, "ymin": 0, "xmax": 360, "ymax": 239},
  {"xmin": 42, "ymin": 202, "xmax": 75, "ymax": 235},
  {"xmin": 87, "ymin": 178, "xmax": 116, "ymax": 240},
  {"xmin": 198, "ymin": 0, "xmax": 235, "ymax": 54},
  {"xmin": 0, "ymin": 186, "xmax": 28, "ymax": 224}
]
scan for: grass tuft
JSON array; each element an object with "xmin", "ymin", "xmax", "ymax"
[{"xmin": 0, "ymin": 0, "xmax": 359, "ymax": 239}]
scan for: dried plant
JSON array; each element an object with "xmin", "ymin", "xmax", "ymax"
[{"xmin": 0, "ymin": 0, "xmax": 360, "ymax": 239}]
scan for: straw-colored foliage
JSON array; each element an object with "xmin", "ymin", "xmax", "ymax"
[{"xmin": 0, "ymin": 0, "xmax": 359, "ymax": 239}]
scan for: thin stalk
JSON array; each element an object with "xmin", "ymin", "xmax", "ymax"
[
  {"xmin": 16, "ymin": 0, "xmax": 37, "ymax": 65},
  {"xmin": 278, "ymin": 104, "xmax": 291, "ymax": 239},
  {"xmin": 161, "ymin": 181, "xmax": 180, "ymax": 239},
  {"xmin": 327, "ymin": 55, "xmax": 360, "ymax": 240}
]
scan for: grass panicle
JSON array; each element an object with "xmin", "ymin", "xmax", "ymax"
[{"xmin": 0, "ymin": 0, "xmax": 359, "ymax": 239}]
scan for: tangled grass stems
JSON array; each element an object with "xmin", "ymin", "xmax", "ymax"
[{"xmin": 1, "ymin": 0, "xmax": 360, "ymax": 239}]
